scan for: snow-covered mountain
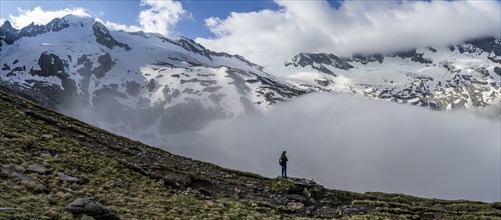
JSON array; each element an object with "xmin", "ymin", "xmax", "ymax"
[
  {"xmin": 1, "ymin": 14, "xmax": 500, "ymax": 138},
  {"xmin": 280, "ymin": 38, "xmax": 501, "ymax": 110},
  {"xmin": 0, "ymin": 14, "xmax": 303, "ymax": 136}
]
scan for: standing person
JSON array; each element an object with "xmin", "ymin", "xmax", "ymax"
[{"xmin": 279, "ymin": 151, "xmax": 288, "ymax": 178}]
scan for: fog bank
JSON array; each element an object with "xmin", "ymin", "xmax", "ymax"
[{"xmin": 164, "ymin": 94, "xmax": 501, "ymax": 202}]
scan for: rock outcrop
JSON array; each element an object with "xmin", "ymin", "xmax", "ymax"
[{"xmin": 65, "ymin": 197, "xmax": 121, "ymax": 220}]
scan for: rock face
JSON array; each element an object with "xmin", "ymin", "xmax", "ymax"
[
  {"xmin": 65, "ymin": 197, "xmax": 121, "ymax": 220},
  {"xmin": 92, "ymin": 21, "xmax": 130, "ymax": 51},
  {"xmin": 286, "ymin": 53, "xmax": 354, "ymax": 75}
]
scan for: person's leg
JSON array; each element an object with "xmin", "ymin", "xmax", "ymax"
[
  {"xmin": 281, "ymin": 165, "xmax": 285, "ymax": 178},
  {"xmin": 284, "ymin": 164, "xmax": 287, "ymax": 178}
]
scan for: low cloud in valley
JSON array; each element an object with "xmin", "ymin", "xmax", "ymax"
[{"xmin": 164, "ymin": 94, "xmax": 501, "ymax": 202}]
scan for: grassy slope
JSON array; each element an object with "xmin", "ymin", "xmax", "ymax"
[{"xmin": 0, "ymin": 90, "xmax": 500, "ymax": 219}]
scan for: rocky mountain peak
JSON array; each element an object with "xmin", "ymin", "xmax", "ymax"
[
  {"xmin": 43, "ymin": 17, "xmax": 70, "ymax": 32},
  {"xmin": 92, "ymin": 21, "xmax": 131, "ymax": 51},
  {"xmin": 0, "ymin": 14, "xmax": 96, "ymax": 48},
  {"xmin": 0, "ymin": 21, "xmax": 18, "ymax": 45},
  {"xmin": 1, "ymin": 20, "xmax": 15, "ymax": 31},
  {"xmin": 17, "ymin": 22, "xmax": 43, "ymax": 37}
]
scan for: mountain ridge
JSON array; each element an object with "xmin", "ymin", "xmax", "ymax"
[
  {"xmin": 281, "ymin": 37, "xmax": 500, "ymax": 110},
  {"xmin": 0, "ymin": 14, "xmax": 303, "ymax": 136}
]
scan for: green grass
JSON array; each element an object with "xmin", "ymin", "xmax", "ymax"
[
  {"xmin": 0, "ymin": 90, "xmax": 282, "ymax": 219},
  {"xmin": 1, "ymin": 90, "xmax": 500, "ymax": 219}
]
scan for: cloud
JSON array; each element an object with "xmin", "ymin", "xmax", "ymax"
[
  {"xmin": 4, "ymin": 1, "xmax": 188, "ymax": 37},
  {"xmin": 163, "ymin": 94, "xmax": 501, "ymax": 202},
  {"xmin": 196, "ymin": 0, "xmax": 501, "ymax": 66},
  {"xmin": 471, "ymin": 98, "xmax": 501, "ymax": 120},
  {"xmin": 103, "ymin": 21, "xmax": 142, "ymax": 33},
  {"xmin": 138, "ymin": 0, "xmax": 189, "ymax": 36},
  {"xmin": 101, "ymin": 0, "xmax": 189, "ymax": 36},
  {"xmin": 7, "ymin": 6, "xmax": 91, "ymax": 29}
]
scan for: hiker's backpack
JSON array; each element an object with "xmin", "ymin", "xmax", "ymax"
[{"xmin": 279, "ymin": 156, "xmax": 285, "ymax": 166}]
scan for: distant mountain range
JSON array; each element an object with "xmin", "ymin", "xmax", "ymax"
[
  {"xmin": 281, "ymin": 38, "xmax": 500, "ymax": 110},
  {"xmin": 1, "ymin": 14, "xmax": 499, "ymax": 135}
]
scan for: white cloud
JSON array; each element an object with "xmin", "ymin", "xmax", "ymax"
[
  {"xmin": 138, "ymin": 0, "xmax": 189, "ymax": 36},
  {"xmin": 104, "ymin": 0, "xmax": 189, "ymax": 36},
  {"xmin": 103, "ymin": 21, "xmax": 142, "ymax": 33},
  {"xmin": 196, "ymin": 0, "xmax": 501, "ymax": 66},
  {"xmin": 8, "ymin": 6, "xmax": 90, "ymax": 29},
  {"xmin": 4, "ymin": 1, "xmax": 188, "ymax": 37},
  {"xmin": 164, "ymin": 93, "xmax": 501, "ymax": 202}
]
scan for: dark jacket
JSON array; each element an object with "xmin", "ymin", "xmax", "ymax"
[{"xmin": 279, "ymin": 153, "xmax": 288, "ymax": 166}]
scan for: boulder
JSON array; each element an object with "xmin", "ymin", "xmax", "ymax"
[
  {"xmin": 40, "ymin": 153, "xmax": 52, "ymax": 158},
  {"xmin": 309, "ymin": 184, "xmax": 324, "ymax": 201},
  {"xmin": 57, "ymin": 172, "xmax": 79, "ymax": 182},
  {"xmin": 1, "ymin": 166, "xmax": 48, "ymax": 193},
  {"xmin": 40, "ymin": 134, "xmax": 53, "ymax": 140},
  {"xmin": 302, "ymin": 188, "xmax": 311, "ymax": 199},
  {"xmin": 15, "ymin": 165, "xmax": 26, "ymax": 173},
  {"xmin": 27, "ymin": 164, "xmax": 49, "ymax": 174},
  {"xmin": 65, "ymin": 197, "xmax": 120, "ymax": 220},
  {"xmin": 286, "ymin": 194, "xmax": 307, "ymax": 203},
  {"xmin": 0, "ymin": 207, "xmax": 15, "ymax": 213},
  {"xmin": 286, "ymin": 201, "xmax": 305, "ymax": 211}
]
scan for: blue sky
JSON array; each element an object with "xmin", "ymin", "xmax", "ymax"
[
  {"xmin": 179, "ymin": 0, "xmax": 281, "ymax": 38},
  {"xmin": 0, "ymin": 0, "xmax": 343, "ymax": 39},
  {"xmin": 1, "ymin": 0, "xmax": 499, "ymax": 66}
]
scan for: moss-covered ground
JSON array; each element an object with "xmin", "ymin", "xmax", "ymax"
[{"xmin": 0, "ymin": 90, "xmax": 500, "ymax": 219}]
